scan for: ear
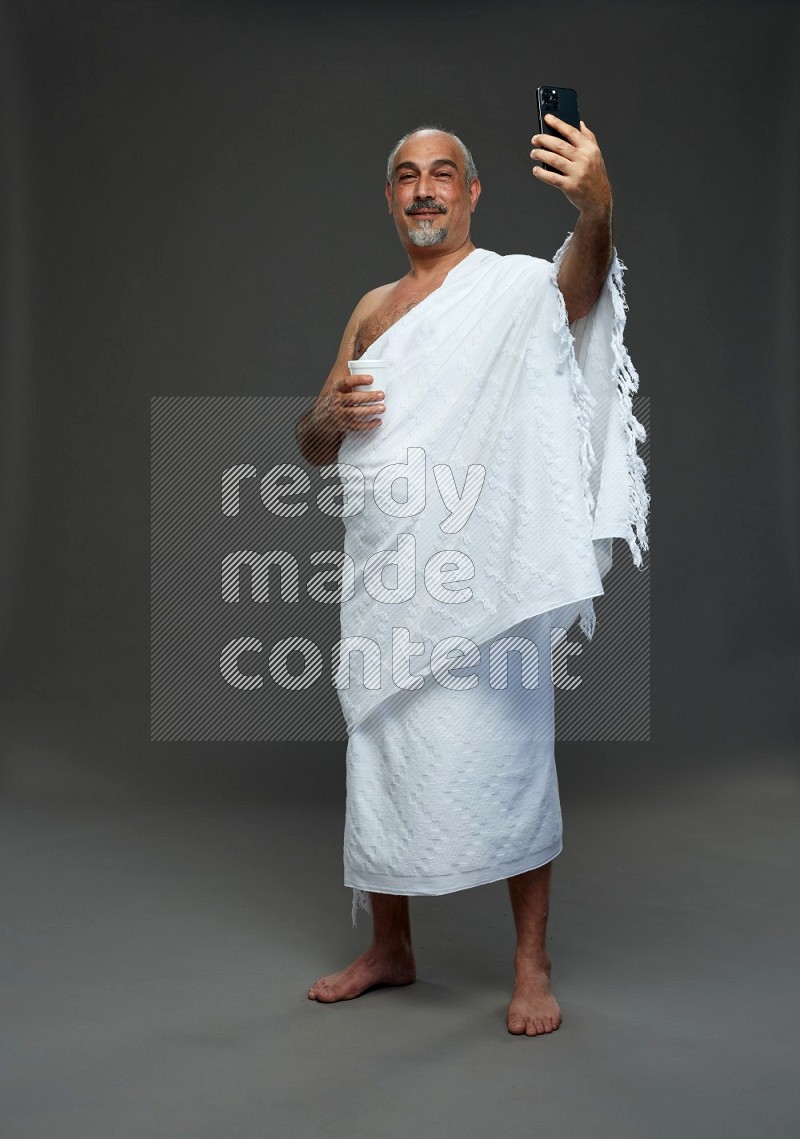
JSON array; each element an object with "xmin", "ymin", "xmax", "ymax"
[
  {"xmin": 469, "ymin": 177, "xmax": 481, "ymax": 212},
  {"xmin": 385, "ymin": 180, "xmax": 393, "ymax": 212}
]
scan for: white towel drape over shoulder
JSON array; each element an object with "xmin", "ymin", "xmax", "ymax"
[{"xmin": 330, "ymin": 233, "xmax": 649, "ymax": 733}]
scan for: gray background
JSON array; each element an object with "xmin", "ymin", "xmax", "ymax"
[{"xmin": 1, "ymin": 1, "xmax": 798, "ymax": 1137}]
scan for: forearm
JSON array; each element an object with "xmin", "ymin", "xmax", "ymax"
[
  {"xmin": 295, "ymin": 397, "xmax": 344, "ymax": 468},
  {"xmin": 556, "ymin": 205, "xmax": 614, "ymax": 323}
]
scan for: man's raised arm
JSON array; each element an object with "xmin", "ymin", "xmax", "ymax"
[
  {"xmin": 530, "ymin": 115, "xmax": 614, "ymax": 324},
  {"xmin": 295, "ymin": 292, "xmax": 386, "ymax": 467}
]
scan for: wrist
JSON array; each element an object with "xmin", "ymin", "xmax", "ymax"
[
  {"xmin": 578, "ymin": 198, "xmax": 613, "ymax": 226},
  {"xmin": 311, "ymin": 395, "xmax": 343, "ymax": 443}
]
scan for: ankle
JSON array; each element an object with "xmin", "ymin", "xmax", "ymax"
[
  {"xmin": 368, "ymin": 934, "xmax": 414, "ymax": 958},
  {"xmin": 514, "ymin": 948, "xmax": 552, "ymax": 972}
]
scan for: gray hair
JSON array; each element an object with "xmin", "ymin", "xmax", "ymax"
[{"xmin": 386, "ymin": 124, "xmax": 479, "ymax": 189}]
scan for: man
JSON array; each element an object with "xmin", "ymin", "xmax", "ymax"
[{"xmin": 295, "ymin": 117, "xmax": 647, "ymax": 1036}]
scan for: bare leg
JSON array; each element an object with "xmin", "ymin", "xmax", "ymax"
[
  {"xmin": 506, "ymin": 860, "xmax": 562, "ymax": 1035},
  {"xmin": 307, "ymin": 892, "xmax": 416, "ymax": 1002}
]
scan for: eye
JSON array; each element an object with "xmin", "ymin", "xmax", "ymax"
[{"xmin": 436, "ymin": 171, "xmax": 452, "ymax": 178}]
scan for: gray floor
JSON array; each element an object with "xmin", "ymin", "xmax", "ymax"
[{"xmin": 2, "ymin": 727, "xmax": 798, "ymax": 1138}]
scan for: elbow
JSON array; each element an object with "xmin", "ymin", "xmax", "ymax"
[
  {"xmin": 566, "ymin": 289, "xmax": 601, "ymax": 325},
  {"xmin": 567, "ymin": 303, "xmax": 590, "ymax": 326}
]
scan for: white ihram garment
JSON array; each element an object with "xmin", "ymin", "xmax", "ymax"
[{"xmin": 329, "ymin": 233, "xmax": 649, "ymax": 925}]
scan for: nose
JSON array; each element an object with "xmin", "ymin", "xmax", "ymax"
[{"xmin": 415, "ymin": 171, "xmax": 436, "ymax": 201}]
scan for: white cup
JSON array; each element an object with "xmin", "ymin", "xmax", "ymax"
[{"xmin": 347, "ymin": 358, "xmax": 391, "ymax": 402}]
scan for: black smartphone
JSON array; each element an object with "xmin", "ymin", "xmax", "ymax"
[{"xmin": 536, "ymin": 86, "xmax": 581, "ymax": 174}]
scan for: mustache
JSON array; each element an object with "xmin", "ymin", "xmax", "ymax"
[{"xmin": 404, "ymin": 199, "xmax": 447, "ymax": 215}]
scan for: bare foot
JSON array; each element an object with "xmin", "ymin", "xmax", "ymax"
[
  {"xmin": 307, "ymin": 946, "xmax": 417, "ymax": 1003},
  {"xmin": 507, "ymin": 954, "xmax": 562, "ymax": 1036}
]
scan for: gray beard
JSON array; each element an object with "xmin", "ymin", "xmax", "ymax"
[{"xmin": 407, "ymin": 218, "xmax": 448, "ymax": 247}]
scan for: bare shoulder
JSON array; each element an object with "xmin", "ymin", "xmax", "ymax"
[
  {"xmin": 319, "ymin": 280, "xmax": 401, "ymax": 396},
  {"xmin": 355, "ymin": 279, "xmax": 401, "ymax": 319},
  {"xmin": 337, "ymin": 282, "xmax": 396, "ymax": 344}
]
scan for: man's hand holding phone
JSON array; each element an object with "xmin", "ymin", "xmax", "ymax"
[{"xmin": 530, "ymin": 114, "xmax": 612, "ymax": 220}]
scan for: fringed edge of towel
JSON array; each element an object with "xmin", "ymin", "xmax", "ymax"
[
  {"xmin": 551, "ymin": 232, "xmax": 650, "ymax": 574},
  {"xmin": 550, "ymin": 232, "xmax": 599, "ymax": 524},
  {"xmin": 579, "ymin": 596, "xmax": 596, "ymax": 641},
  {"xmin": 607, "ymin": 249, "xmax": 650, "ymax": 570},
  {"xmin": 351, "ymin": 886, "xmax": 372, "ymax": 928}
]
